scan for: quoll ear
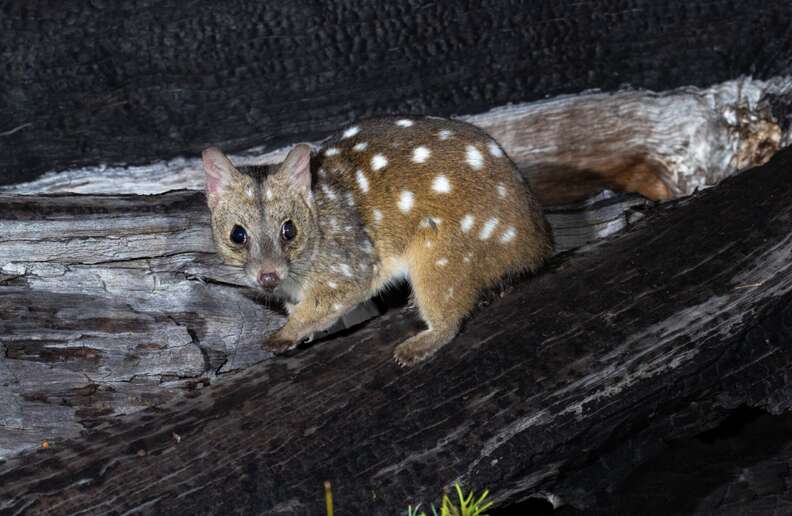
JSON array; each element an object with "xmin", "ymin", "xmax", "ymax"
[
  {"xmin": 278, "ymin": 144, "xmax": 313, "ymax": 195},
  {"xmin": 202, "ymin": 147, "xmax": 237, "ymax": 208}
]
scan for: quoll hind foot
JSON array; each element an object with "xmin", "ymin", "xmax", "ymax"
[{"xmin": 393, "ymin": 329, "xmax": 456, "ymax": 367}]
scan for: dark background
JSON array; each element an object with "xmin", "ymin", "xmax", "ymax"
[
  {"xmin": 1, "ymin": 0, "xmax": 790, "ymax": 185},
  {"xmin": 495, "ymin": 407, "xmax": 792, "ymax": 515}
]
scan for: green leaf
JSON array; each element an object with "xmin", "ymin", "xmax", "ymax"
[{"xmin": 405, "ymin": 482, "xmax": 492, "ymax": 516}]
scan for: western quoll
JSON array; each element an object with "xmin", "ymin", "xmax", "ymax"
[{"xmin": 202, "ymin": 116, "xmax": 552, "ymax": 366}]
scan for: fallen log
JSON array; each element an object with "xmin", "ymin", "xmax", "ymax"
[{"xmin": 1, "ymin": 146, "xmax": 791, "ymax": 515}]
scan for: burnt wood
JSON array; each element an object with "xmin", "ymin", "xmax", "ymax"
[
  {"xmin": 2, "ymin": 0, "xmax": 791, "ymax": 185},
  {"xmin": 592, "ymin": 408, "xmax": 792, "ymax": 516},
  {"xmin": 1, "ymin": 148, "xmax": 792, "ymax": 515}
]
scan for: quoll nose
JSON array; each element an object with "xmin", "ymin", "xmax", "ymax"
[{"xmin": 257, "ymin": 271, "xmax": 280, "ymax": 289}]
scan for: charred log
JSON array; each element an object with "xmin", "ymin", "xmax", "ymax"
[{"xmin": 1, "ymin": 145, "xmax": 791, "ymax": 515}]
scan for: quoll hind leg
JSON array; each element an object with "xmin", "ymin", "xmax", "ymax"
[{"xmin": 393, "ymin": 255, "xmax": 479, "ymax": 367}]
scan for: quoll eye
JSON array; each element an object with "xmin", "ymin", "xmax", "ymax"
[
  {"xmin": 281, "ymin": 220, "xmax": 297, "ymax": 241},
  {"xmin": 230, "ymin": 225, "xmax": 247, "ymax": 245}
]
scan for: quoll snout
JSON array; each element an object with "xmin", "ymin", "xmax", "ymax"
[{"xmin": 257, "ymin": 271, "xmax": 280, "ymax": 289}]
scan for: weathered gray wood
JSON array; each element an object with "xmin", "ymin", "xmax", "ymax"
[
  {"xmin": 0, "ymin": 193, "xmax": 280, "ymax": 458},
  {"xmin": 469, "ymin": 76, "xmax": 791, "ymax": 203},
  {"xmin": 1, "ymin": 145, "xmax": 791, "ymax": 515}
]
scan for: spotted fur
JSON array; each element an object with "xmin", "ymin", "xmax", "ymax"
[{"xmin": 203, "ymin": 116, "xmax": 551, "ymax": 366}]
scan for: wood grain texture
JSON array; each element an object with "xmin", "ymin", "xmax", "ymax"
[
  {"xmin": 2, "ymin": 0, "xmax": 791, "ymax": 184},
  {"xmin": 1, "ymin": 146, "xmax": 791, "ymax": 515},
  {"xmin": 468, "ymin": 77, "xmax": 792, "ymax": 204},
  {"xmin": 0, "ymin": 192, "xmax": 281, "ymax": 458}
]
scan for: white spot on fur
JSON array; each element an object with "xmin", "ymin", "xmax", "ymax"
[
  {"xmin": 340, "ymin": 264, "xmax": 353, "ymax": 277},
  {"xmin": 361, "ymin": 240, "xmax": 373, "ymax": 254},
  {"xmin": 466, "ymin": 145, "xmax": 484, "ymax": 170},
  {"xmin": 373, "ymin": 209, "xmax": 383, "ymax": 224},
  {"xmin": 328, "ymin": 281, "xmax": 338, "ymax": 289},
  {"xmin": 446, "ymin": 287, "xmax": 454, "ymax": 298},
  {"xmin": 412, "ymin": 146, "xmax": 431, "ymax": 163},
  {"xmin": 488, "ymin": 141, "xmax": 504, "ymax": 157},
  {"xmin": 356, "ymin": 169, "xmax": 369, "ymax": 193},
  {"xmin": 342, "ymin": 126, "xmax": 360, "ymax": 139},
  {"xmin": 425, "ymin": 240, "xmax": 433, "ymax": 248},
  {"xmin": 436, "ymin": 257, "xmax": 448, "ymax": 267},
  {"xmin": 325, "ymin": 147, "xmax": 340, "ymax": 157},
  {"xmin": 496, "ymin": 183, "xmax": 507, "ymax": 198},
  {"xmin": 265, "ymin": 188, "xmax": 273, "ymax": 200},
  {"xmin": 371, "ymin": 154, "xmax": 388, "ymax": 171},
  {"xmin": 460, "ymin": 214, "xmax": 475, "ymax": 233},
  {"xmin": 500, "ymin": 226, "xmax": 517, "ymax": 243},
  {"xmin": 432, "ymin": 175, "xmax": 451, "ymax": 193},
  {"xmin": 245, "ymin": 187, "xmax": 254, "ymax": 199},
  {"xmin": 321, "ymin": 184, "xmax": 337, "ymax": 200},
  {"xmin": 398, "ymin": 190, "xmax": 414, "ymax": 213},
  {"xmin": 328, "ymin": 217, "xmax": 338, "ymax": 230},
  {"xmin": 437, "ymin": 129, "xmax": 453, "ymax": 140},
  {"xmin": 353, "ymin": 142, "xmax": 368, "ymax": 152},
  {"xmin": 318, "ymin": 168, "xmax": 326, "ymax": 178},
  {"xmin": 344, "ymin": 192, "xmax": 355, "ymax": 207},
  {"xmin": 478, "ymin": 217, "xmax": 499, "ymax": 240},
  {"xmin": 463, "ymin": 254, "xmax": 472, "ymax": 263},
  {"xmin": 396, "ymin": 119, "xmax": 414, "ymax": 127},
  {"xmin": 333, "ymin": 303, "xmax": 343, "ymax": 311}
]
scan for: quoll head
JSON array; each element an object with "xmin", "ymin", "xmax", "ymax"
[{"xmin": 202, "ymin": 144, "xmax": 317, "ymax": 300}]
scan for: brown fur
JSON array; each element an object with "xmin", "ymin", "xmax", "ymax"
[{"xmin": 203, "ymin": 116, "xmax": 552, "ymax": 366}]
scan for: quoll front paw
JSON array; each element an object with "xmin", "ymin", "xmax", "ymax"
[{"xmin": 262, "ymin": 335, "xmax": 297, "ymax": 353}]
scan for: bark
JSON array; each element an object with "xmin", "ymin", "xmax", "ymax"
[
  {"xmin": 2, "ymin": 1, "xmax": 791, "ymax": 184},
  {"xmin": 1, "ymin": 144, "xmax": 792, "ymax": 515}
]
